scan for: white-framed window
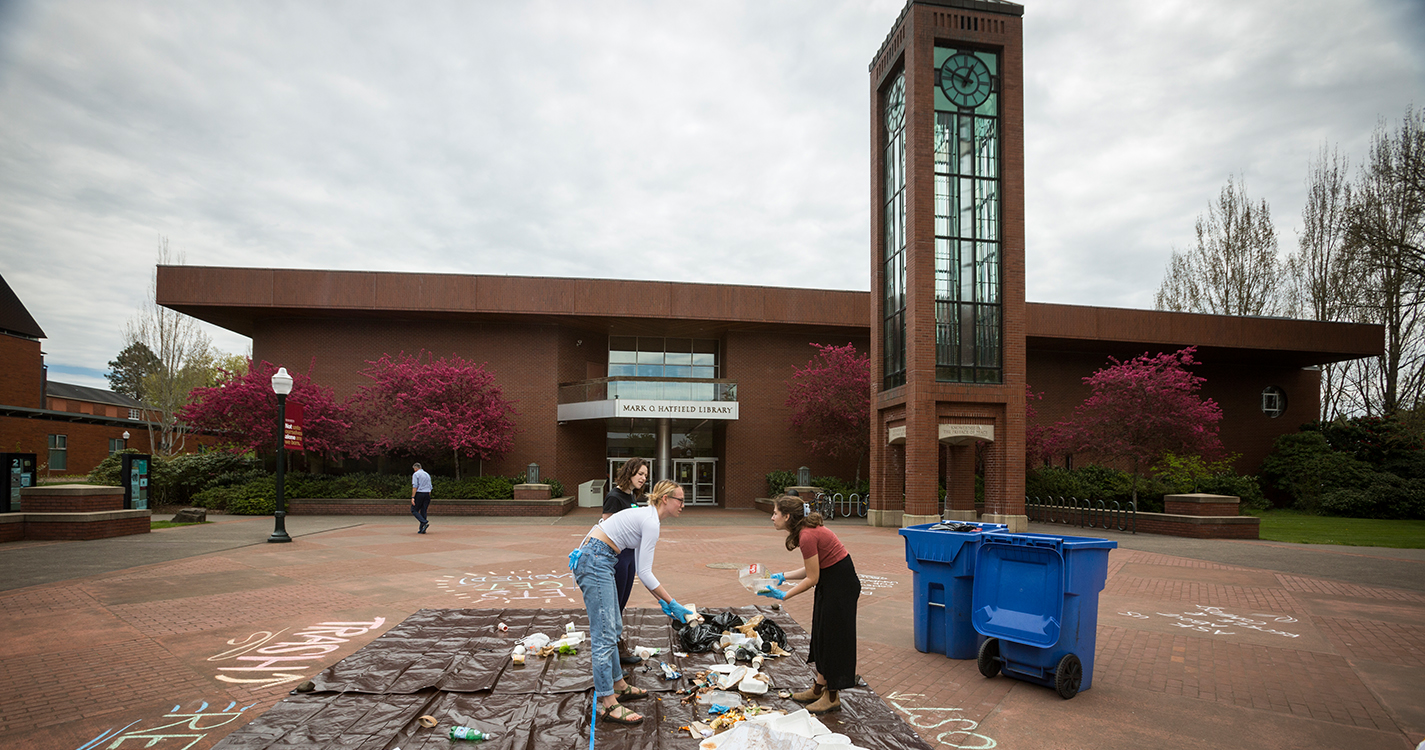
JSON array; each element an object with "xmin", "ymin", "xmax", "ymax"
[
  {"xmin": 48, "ymin": 434, "xmax": 67, "ymax": 471},
  {"xmin": 129, "ymin": 408, "xmax": 141, "ymax": 420},
  {"xmin": 1261, "ymin": 386, "xmax": 1287, "ymax": 418}
]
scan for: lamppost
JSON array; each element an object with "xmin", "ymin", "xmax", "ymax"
[
  {"xmin": 122, "ymin": 431, "xmax": 129, "ymax": 449},
  {"xmin": 268, "ymin": 367, "xmax": 293, "ymax": 543}
]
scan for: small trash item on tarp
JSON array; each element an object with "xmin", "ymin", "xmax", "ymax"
[
  {"xmin": 737, "ymin": 673, "xmax": 769, "ymax": 695},
  {"xmin": 634, "ymin": 645, "xmax": 661, "ymax": 659},
  {"xmin": 928, "ymin": 522, "xmax": 981, "ymax": 532},
  {"xmin": 660, "ymin": 662, "xmax": 681, "ymax": 680},
  {"xmin": 709, "ymin": 611, "xmax": 745, "ymax": 632},
  {"xmin": 699, "ymin": 722, "xmax": 820, "ymax": 750},
  {"xmin": 716, "ymin": 665, "xmax": 748, "ymax": 690},
  {"xmin": 520, "ymin": 633, "xmax": 551, "ymax": 651},
  {"xmin": 681, "ymin": 623, "xmax": 723, "ymax": 653},
  {"xmin": 696, "ymin": 690, "xmax": 742, "ymax": 708}
]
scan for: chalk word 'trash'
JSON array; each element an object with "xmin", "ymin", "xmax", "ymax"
[
  {"xmin": 1118, "ymin": 606, "xmax": 1300, "ymax": 638},
  {"xmin": 207, "ymin": 617, "xmax": 387, "ymax": 686},
  {"xmin": 76, "ymin": 700, "xmax": 258, "ymax": 750}
]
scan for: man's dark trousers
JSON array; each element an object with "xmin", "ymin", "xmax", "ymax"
[{"xmin": 412, "ymin": 492, "xmax": 431, "ymax": 530}]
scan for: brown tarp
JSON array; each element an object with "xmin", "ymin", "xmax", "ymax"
[{"xmin": 214, "ymin": 606, "xmax": 933, "ymax": 750}]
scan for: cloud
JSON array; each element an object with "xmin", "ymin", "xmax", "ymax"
[{"xmin": 0, "ymin": 0, "xmax": 1419, "ymax": 382}]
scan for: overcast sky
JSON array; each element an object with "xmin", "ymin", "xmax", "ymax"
[{"xmin": 1, "ymin": 0, "xmax": 1421, "ymax": 390}]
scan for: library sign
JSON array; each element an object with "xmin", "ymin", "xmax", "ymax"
[{"xmin": 614, "ymin": 400, "xmax": 739, "ymax": 420}]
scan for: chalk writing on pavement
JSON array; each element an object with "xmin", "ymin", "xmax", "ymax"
[
  {"xmin": 1117, "ymin": 606, "xmax": 1300, "ymax": 638},
  {"xmin": 207, "ymin": 617, "xmax": 386, "ymax": 686},
  {"xmin": 886, "ymin": 691, "xmax": 996, "ymax": 749},
  {"xmin": 436, "ymin": 569, "xmax": 576, "ymax": 605},
  {"xmin": 76, "ymin": 700, "xmax": 259, "ymax": 750}
]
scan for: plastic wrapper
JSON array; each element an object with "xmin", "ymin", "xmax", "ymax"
[
  {"xmin": 709, "ymin": 611, "xmax": 745, "ymax": 632},
  {"xmin": 738, "ymin": 563, "xmax": 779, "ymax": 594}
]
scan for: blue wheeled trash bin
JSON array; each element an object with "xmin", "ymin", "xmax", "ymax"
[
  {"xmin": 970, "ymin": 532, "xmax": 1117, "ymax": 699},
  {"xmin": 899, "ymin": 522, "xmax": 1007, "ymax": 659}
]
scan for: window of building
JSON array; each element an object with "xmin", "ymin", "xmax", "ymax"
[
  {"xmin": 1261, "ymin": 386, "xmax": 1287, "ymax": 418},
  {"xmin": 933, "ymin": 46, "xmax": 1002, "ymax": 384},
  {"xmin": 129, "ymin": 408, "xmax": 140, "ymax": 420},
  {"xmin": 48, "ymin": 434, "xmax": 67, "ymax": 471},
  {"xmin": 881, "ymin": 70, "xmax": 907, "ymax": 390},
  {"xmin": 607, "ymin": 337, "xmax": 720, "ymax": 379},
  {"xmin": 109, "ymin": 438, "xmax": 125, "ymax": 454}
]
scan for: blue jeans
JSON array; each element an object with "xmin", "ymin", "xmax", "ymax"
[{"xmin": 572, "ymin": 538, "xmax": 624, "ymax": 697}]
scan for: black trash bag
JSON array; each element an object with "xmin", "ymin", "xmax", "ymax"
[
  {"xmin": 755, "ymin": 618, "xmax": 788, "ymax": 651},
  {"xmin": 679, "ymin": 623, "xmax": 723, "ymax": 653},
  {"xmin": 708, "ymin": 612, "xmax": 745, "ymax": 632}
]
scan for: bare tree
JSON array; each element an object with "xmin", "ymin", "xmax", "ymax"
[
  {"xmin": 1344, "ymin": 108, "xmax": 1425, "ymax": 417},
  {"xmin": 1155, "ymin": 175, "xmax": 1285, "ymax": 316},
  {"xmin": 126, "ymin": 237, "xmax": 213, "ymax": 456},
  {"xmin": 1286, "ymin": 146, "xmax": 1364, "ymax": 420}
]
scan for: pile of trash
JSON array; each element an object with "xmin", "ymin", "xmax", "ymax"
[
  {"xmin": 678, "ymin": 611, "xmax": 790, "ymax": 656},
  {"xmin": 505, "ymin": 622, "xmax": 584, "ymax": 665}
]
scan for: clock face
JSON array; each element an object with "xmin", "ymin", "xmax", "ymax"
[
  {"xmin": 885, "ymin": 75, "xmax": 905, "ymax": 133},
  {"xmin": 939, "ymin": 52, "xmax": 993, "ymax": 110}
]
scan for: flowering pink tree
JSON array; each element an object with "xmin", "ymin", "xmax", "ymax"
[
  {"xmin": 351, "ymin": 352, "xmax": 517, "ymax": 479},
  {"xmin": 1025, "ymin": 386, "xmax": 1056, "ymax": 467},
  {"xmin": 785, "ymin": 343, "xmax": 870, "ymax": 482},
  {"xmin": 180, "ymin": 360, "xmax": 355, "ymax": 457},
  {"xmin": 1056, "ymin": 347, "xmax": 1224, "ymax": 502}
]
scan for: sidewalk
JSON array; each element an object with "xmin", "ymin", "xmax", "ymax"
[{"xmin": 1, "ymin": 509, "xmax": 1420, "ymax": 749}]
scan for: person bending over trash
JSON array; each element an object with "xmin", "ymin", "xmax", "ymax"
[
  {"xmin": 570, "ymin": 479, "xmax": 692, "ymax": 725},
  {"xmin": 758, "ymin": 494, "xmax": 862, "ymax": 715}
]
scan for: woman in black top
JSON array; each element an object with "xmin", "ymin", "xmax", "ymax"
[{"xmin": 603, "ymin": 457, "xmax": 648, "ymax": 663}]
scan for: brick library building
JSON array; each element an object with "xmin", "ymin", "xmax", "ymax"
[{"xmin": 156, "ymin": 266, "xmax": 1379, "ymax": 516}]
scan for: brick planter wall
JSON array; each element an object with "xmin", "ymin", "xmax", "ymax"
[
  {"xmin": 20, "ymin": 485, "xmax": 124, "ymax": 512},
  {"xmin": 21, "ymin": 510, "xmax": 151, "ymax": 540},
  {"xmin": 288, "ymin": 497, "xmax": 578, "ymax": 517},
  {"xmin": 1129, "ymin": 511, "xmax": 1260, "ymax": 539},
  {"xmin": 1164, "ymin": 493, "xmax": 1241, "ymax": 517}
]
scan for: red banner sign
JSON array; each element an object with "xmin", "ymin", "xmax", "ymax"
[{"xmin": 283, "ymin": 401, "xmax": 305, "ymax": 451}]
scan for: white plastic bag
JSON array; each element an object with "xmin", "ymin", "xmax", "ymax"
[{"xmin": 738, "ymin": 563, "xmax": 778, "ymax": 594}]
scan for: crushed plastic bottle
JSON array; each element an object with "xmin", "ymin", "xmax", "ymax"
[
  {"xmin": 737, "ymin": 563, "xmax": 778, "ymax": 594},
  {"xmin": 449, "ymin": 726, "xmax": 495, "ymax": 742}
]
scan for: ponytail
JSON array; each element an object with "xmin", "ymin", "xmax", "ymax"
[{"xmin": 774, "ymin": 494, "xmax": 824, "ymax": 551}]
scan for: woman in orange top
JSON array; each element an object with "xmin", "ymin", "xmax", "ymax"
[{"xmin": 758, "ymin": 494, "xmax": 861, "ymax": 714}]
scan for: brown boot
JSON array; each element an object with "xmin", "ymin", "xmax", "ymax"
[
  {"xmin": 790, "ymin": 682, "xmax": 825, "ymax": 704},
  {"xmin": 807, "ymin": 688, "xmax": 841, "ymax": 715},
  {"xmin": 618, "ymin": 637, "xmax": 640, "ymax": 665}
]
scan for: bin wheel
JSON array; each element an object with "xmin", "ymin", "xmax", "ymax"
[
  {"xmin": 977, "ymin": 638, "xmax": 1000, "ymax": 678},
  {"xmin": 1054, "ymin": 653, "xmax": 1082, "ymax": 699}
]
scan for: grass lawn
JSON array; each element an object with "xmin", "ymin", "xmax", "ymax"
[
  {"xmin": 151, "ymin": 520, "xmax": 209, "ymax": 530},
  {"xmin": 1244, "ymin": 509, "xmax": 1425, "ymax": 548}
]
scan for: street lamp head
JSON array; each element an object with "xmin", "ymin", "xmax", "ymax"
[
  {"xmin": 271, "ymin": 367, "xmax": 294, "ymax": 396},
  {"xmin": 122, "ymin": 431, "xmax": 130, "ymax": 440}
]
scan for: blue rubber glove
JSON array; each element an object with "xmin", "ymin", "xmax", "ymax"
[
  {"xmin": 667, "ymin": 600, "xmax": 694, "ymax": 621},
  {"xmin": 757, "ymin": 586, "xmax": 786, "ymax": 600},
  {"xmin": 659, "ymin": 599, "xmax": 675, "ymax": 618},
  {"xmin": 567, "ymin": 548, "xmax": 582, "ymax": 572},
  {"xmin": 771, "ymin": 572, "xmax": 786, "ymax": 586}
]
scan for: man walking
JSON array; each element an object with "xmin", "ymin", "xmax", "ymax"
[{"xmin": 411, "ymin": 462, "xmax": 433, "ymax": 534}]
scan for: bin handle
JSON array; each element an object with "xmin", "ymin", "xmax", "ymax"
[{"xmin": 984, "ymin": 534, "xmax": 1064, "ymax": 552}]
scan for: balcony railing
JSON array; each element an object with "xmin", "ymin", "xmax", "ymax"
[{"xmin": 558, "ymin": 377, "xmax": 738, "ymax": 405}]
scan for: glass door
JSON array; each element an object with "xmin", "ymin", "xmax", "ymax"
[{"xmin": 694, "ymin": 459, "xmax": 716, "ymax": 506}]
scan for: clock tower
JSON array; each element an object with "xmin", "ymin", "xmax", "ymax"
[{"xmin": 868, "ymin": 0, "xmax": 1027, "ymax": 530}]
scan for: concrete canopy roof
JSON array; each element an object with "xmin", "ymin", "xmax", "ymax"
[{"xmin": 157, "ymin": 266, "xmax": 1382, "ymax": 368}]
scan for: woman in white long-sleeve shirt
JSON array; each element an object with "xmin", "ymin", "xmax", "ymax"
[{"xmin": 570, "ymin": 479, "xmax": 693, "ymax": 725}]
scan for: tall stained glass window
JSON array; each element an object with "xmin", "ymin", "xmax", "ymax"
[
  {"xmin": 933, "ymin": 47, "xmax": 1001, "ymax": 383},
  {"xmin": 882, "ymin": 71, "xmax": 907, "ymax": 389}
]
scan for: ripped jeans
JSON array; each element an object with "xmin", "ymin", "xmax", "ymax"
[{"xmin": 571, "ymin": 537, "xmax": 624, "ymax": 697}]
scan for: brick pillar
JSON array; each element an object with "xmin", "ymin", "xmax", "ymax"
[{"xmin": 903, "ymin": 402, "xmax": 939, "ymax": 525}]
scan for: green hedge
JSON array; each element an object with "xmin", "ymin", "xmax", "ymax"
[{"xmin": 1025, "ymin": 463, "xmax": 1266, "ymax": 514}]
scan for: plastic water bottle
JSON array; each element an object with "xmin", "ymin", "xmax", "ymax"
[{"xmin": 449, "ymin": 726, "xmax": 495, "ymax": 742}]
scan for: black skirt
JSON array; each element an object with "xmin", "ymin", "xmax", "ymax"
[{"xmin": 809, "ymin": 555, "xmax": 861, "ymax": 690}]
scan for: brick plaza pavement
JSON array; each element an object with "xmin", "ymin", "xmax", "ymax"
[{"xmin": 0, "ymin": 508, "xmax": 1421, "ymax": 749}]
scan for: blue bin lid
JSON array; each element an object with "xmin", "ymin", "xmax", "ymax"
[
  {"xmin": 970, "ymin": 533, "xmax": 1117, "ymax": 646},
  {"xmin": 899, "ymin": 522, "xmax": 1007, "ymax": 566}
]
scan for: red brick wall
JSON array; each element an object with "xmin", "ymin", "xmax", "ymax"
[
  {"xmin": 0, "ymin": 334, "xmax": 43, "ymax": 409},
  {"xmin": 24, "ymin": 517, "xmax": 150, "ymax": 540},
  {"xmin": 0, "ymin": 416, "xmax": 138, "ymax": 476},
  {"xmin": 254, "ymin": 317, "xmax": 561, "ymax": 480},
  {"xmin": 723, "ymin": 331, "xmax": 871, "ymax": 508},
  {"xmin": 20, "ymin": 490, "xmax": 124, "ymax": 513},
  {"xmin": 1028, "ymin": 350, "xmax": 1321, "ymax": 474}
]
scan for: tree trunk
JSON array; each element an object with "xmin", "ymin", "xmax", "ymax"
[{"xmin": 454, "ymin": 448, "xmax": 461, "ymax": 480}]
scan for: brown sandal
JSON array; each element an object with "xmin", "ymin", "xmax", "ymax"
[{"xmin": 599, "ymin": 703, "xmax": 643, "ymax": 724}]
